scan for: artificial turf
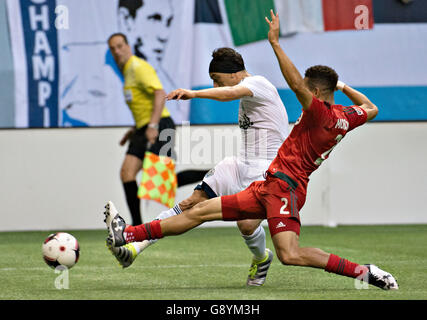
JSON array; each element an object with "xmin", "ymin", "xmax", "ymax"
[{"xmin": 1, "ymin": 225, "xmax": 426, "ymax": 300}]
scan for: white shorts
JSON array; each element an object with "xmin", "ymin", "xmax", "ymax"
[{"xmin": 201, "ymin": 156, "xmax": 270, "ymax": 197}]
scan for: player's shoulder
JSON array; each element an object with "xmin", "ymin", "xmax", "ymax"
[
  {"xmin": 302, "ymin": 96, "xmax": 336, "ymax": 124},
  {"xmin": 241, "ymin": 75, "xmax": 277, "ymax": 95},
  {"xmin": 310, "ymin": 96, "xmax": 354, "ymax": 113},
  {"xmin": 129, "ymin": 55, "xmax": 155, "ymax": 73},
  {"xmin": 243, "ymin": 75, "xmax": 272, "ymax": 85},
  {"xmin": 308, "ymin": 95, "xmax": 330, "ymax": 111}
]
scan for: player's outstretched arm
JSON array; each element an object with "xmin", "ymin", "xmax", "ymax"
[
  {"xmin": 337, "ymin": 81, "xmax": 379, "ymax": 121},
  {"xmin": 265, "ymin": 10, "xmax": 313, "ymax": 110},
  {"xmin": 167, "ymin": 86, "xmax": 251, "ymax": 102}
]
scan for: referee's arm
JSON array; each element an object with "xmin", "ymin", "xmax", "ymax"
[{"xmin": 149, "ymin": 89, "xmax": 167, "ymax": 126}]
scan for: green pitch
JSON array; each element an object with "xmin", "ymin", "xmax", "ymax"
[{"xmin": 1, "ymin": 225, "xmax": 426, "ymax": 300}]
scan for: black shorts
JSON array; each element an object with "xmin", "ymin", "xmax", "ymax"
[{"xmin": 127, "ymin": 117, "xmax": 176, "ymax": 160}]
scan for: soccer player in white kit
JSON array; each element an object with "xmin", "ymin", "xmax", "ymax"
[{"xmin": 108, "ymin": 47, "xmax": 289, "ymax": 286}]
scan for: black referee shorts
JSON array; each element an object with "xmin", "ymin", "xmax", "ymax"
[{"xmin": 127, "ymin": 116, "xmax": 176, "ymax": 160}]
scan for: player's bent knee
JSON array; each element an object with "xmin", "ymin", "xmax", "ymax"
[
  {"xmin": 188, "ymin": 201, "xmax": 211, "ymax": 222},
  {"xmin": 237, "ymin": 220, "xmax": 260, "ymax": 236},
  {"xmin": 120, "ymin": 164, "xmax": 139, "ymax": 182},
  {"xmin": 179, "ymin": 190, "xmax": 208, "ymax": 211},
  {"xmin": 120, "ymin": 155, "xmax": 142, "ymax": 182},
  {"xmin": 120, "ymin": 168, "xmax": 134, "ymax": 182},
  {"xmin": 178, "ymin": 198, "xmax": 194, "ymax": 211},
  {"xmin": 276, "ymin": 249, "xmax": 301, "ymax": 266}
]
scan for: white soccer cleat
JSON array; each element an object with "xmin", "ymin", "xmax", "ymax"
[
  {"xmin": 103, "ymin": 201, "xmax": 127, "ymax": 248},
  {"xmin": 247, "ymin": 249, "xmax": 274, "ymax": 286},
  {"xmin": 365, "ymin": 264, "xmax": 399, "ymax": 290},
  {"xmin": 108, "ymin": 243, "xmax": 138, "ymax": 268}
]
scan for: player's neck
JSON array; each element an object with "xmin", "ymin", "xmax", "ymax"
[
  {"xmin": 319, "ymin": 93, "xmax": 335, "ymax": 105},
  {"xmin": 238, "ymin": 70, "xmax": 250, "ymax": 81},
  {"xmin": 119, "ymin": 54, "xmax": 133, "ymax": 72}
]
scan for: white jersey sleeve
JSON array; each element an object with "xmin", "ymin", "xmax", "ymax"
[{"xmin": 239, "ymin": 75, "xmax": 276, "ymax": 102}]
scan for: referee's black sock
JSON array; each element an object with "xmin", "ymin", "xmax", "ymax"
[{"xmin": 123, "ymin": 180, "xmax": 142, "ymax": 225}]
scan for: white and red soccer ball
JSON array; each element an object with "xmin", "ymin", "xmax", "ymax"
[{"xmin": 42, "ymin": 232, "xmax": 80, "ymax": 269}]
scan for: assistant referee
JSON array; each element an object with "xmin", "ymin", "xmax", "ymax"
[{"xmin": 108, "ymin": 33, "xmax": 175, "ymax": 225}]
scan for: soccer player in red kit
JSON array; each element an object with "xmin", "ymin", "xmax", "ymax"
[{"xmin": 104, "ymin": 10, "xmax": 398, "ymax": 290}]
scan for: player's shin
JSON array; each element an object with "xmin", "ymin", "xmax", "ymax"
[
  {"xmin": 240, "ymin": 223, "xmax": 266, "ymax": 261},
  {"xmin": 161, "ymin": 198, "xmax": 223, "ymax": 236},
  {"xmin": 324, "ymin": 253, "xmax": 398, "ymax": 290},
  {"xmin": 124, "ymin": 220, "xmax": 164, "ymax": 242},
  {"xmin": 128, "ymin": 204, "xmax": 182, "ymax": 254},
  {"xmin": 324, "ymin": 253, "xmax": 368, "ymax": 279},
  {"xmin": 123, "ymin": 198, "xmax": 222, "ymax": 240},
  {"xmin": 122, "ymin": 211, "xmax": 198, "ymax": 242}
]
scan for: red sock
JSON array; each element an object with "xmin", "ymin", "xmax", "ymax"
[
  {"xmin": 325, "ymin": 254, "xmax": 368, "ymax": 278},
  {"xmin": 124, "ymin": 220, "xmax": 163, "ymax": 243}
]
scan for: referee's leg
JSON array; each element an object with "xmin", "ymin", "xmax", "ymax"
[{"xmin": 120, "ymin": 154, "xmax": 143, "ymax": 225}]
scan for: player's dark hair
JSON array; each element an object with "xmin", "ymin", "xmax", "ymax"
[
  {"xmin": 118, "ymin": 0, "xmax": 143, "ymax": 19},
  {"xmin": 304, "ymin": 65, "xmax": 339, "ymax": 94},
  {"xmin": 108, "ymin": 33, "xmax": 129, "ymax": 45},
  {"xmin": 209, "ymin": 47, "xmax": 245, "ymax": 74}
]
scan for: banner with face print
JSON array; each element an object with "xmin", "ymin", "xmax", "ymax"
[
  {"xmin": 114, "ymin": 0, "xmax": 194, "ymax": 124},
  {"xmin": 6, "ymin": 0, "xmax": 193, "ymax": 128},
  {"xmin": 5, "ymin": 0, "xmax": 427, "ymax": 128}
]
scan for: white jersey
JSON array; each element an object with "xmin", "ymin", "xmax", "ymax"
[
  {"xmin": 238, "ymin": 75, "xmax": 289, "ymax": 162},
  {"xmin": 202, "ymin": 75, "xmax": 289, "ymax": 197}
]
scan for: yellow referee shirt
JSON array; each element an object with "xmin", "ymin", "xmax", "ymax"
[{"xmin": 122, "ymin": 55, "xmax": 171, "ymax": 129}]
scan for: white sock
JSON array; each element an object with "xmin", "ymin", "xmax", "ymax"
[
  {"xmin": 133, "ymin": 204, "xmax": 183, "ymax": 255},
  {"xmin": 131, "ymin": 240, "xmax": 151, "ymax": 254},
  {"xmin": 155, "ymin": 204, "xmax": 182, "ymax": 220},
  {"xmin": 241, "ymin": 225, "xmax": 266, "ymax": 261}
]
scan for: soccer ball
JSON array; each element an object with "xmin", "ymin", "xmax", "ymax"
[{"xmin": 42, "ymin": 232, "xmax": 80, "ymax": 269}]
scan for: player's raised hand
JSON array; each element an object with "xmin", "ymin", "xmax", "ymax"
[
  {"xmin": 166, "ymin": 89, "xmax": 196, "ymax": 100},
  {"xmin": 265, "ymin": 9, "xmax": 280, "ymax": 45}
]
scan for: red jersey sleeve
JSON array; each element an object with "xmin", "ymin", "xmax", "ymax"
[{"xmin": 344, "ymin": 105, "xmax": 368, "ymax": 131}]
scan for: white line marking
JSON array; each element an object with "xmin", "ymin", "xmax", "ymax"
[{"xmin": 0, "ymin": 264, "xmax": 250, "ymax": 272}]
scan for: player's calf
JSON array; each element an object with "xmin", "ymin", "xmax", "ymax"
[
  {"xmin": 276, "ymin": 248, "xmax": 303, "ymax": 266},
  {"xmin": 325, "ymin": 254, "xmax": 398, "ymax": 290}
]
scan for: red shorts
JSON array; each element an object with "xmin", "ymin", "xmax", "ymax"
[{"xmin": 221, "ymin": 175, "xmax": 306, "ymax": 237}]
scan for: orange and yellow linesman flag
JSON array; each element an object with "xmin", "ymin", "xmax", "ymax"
[{"xmin": 138, "ymin": 151, "xmax": 177, "ymax": 208}]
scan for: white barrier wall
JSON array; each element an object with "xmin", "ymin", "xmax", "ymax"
[{"xmin": 0, "ymin": 122, "xmax": 426, "ymax": 232}]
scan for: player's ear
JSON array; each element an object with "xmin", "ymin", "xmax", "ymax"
[{"xmin": 313, "ymin": 87, "xmax": 321, "ymax": 98}]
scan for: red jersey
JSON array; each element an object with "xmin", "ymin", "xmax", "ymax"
[{"xmin": 268, "ymin": 96, "xmax": 368, "ymax": 192}]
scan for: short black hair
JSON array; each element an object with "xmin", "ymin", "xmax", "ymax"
[
  {"xmin": 209, "ymin": 47, "xmax": 245, "ymax": 73},
  {"xmin": 118, "ymin": 0, "xmax": 143, "ymax": 19},
  {"xmin": 304, "ymin": 65, "xmax": 338, "ymax": 94},
  {"xmin": 108, "ymin": 32, "xmax": 129, "ymax": 45}
]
